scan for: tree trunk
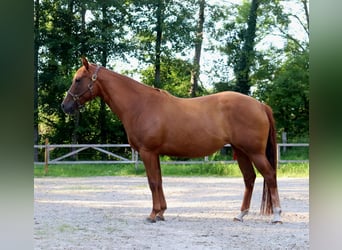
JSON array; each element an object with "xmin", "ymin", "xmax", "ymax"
[
  {"xmin": 154, "ymin": 0, "xmax": 165, "ymax": 88},
  {"xmin": 233, "ymin": 0, "xmax": 260, "ymax": 95},
  {"xmin": 80, "ymin": 2, "xmax": 87, "ymax": 56},
  {"xmin": 302, "ymin": 0, "xmax": 309, "ymax": 34},
  {"xmin": 99, "ymin": 3, "xmax": 109, "ymax": 159},
  {"xmin": 190, "ymin": 0, "xmax": 205, "ymax": 97},
  {"xmin": 298, "ymin": 0, "xmax": 310, "ymax": 36},
  {"xmin": 68, "ymin": 0, "xmax": 79, "ymax": 159},
  {"xmin": 34, "ymin": 0, "xmax": 40, "ymax": 161},
  {"xmin": 71, "ymin": 110, "xmax": 79, "ymax": 160}
]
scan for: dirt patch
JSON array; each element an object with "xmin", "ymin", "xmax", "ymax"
[{"xmin": 34, "ymin": 177, "xmax": 309, "ymax": 249}]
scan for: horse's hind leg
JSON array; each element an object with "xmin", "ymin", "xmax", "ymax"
[
  {"xmin": 233, "ymin": 148, "xmax": 256, "ymax": 222},
  {"xmin": 139, "ymin": 150, "xmax": 167, "ymax": 223},
  {"xmin": 251, "ymin": 154, "xmax": 282, "ymax": 223}
]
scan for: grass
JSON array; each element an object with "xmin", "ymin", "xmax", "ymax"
[
  {"xmin": 35, "ymin": 144, "xmax": 308, "ymax": 178},
  {"xmin": 279, "ymin": 146, "xmax": 309, "ymax": 161},
  {"xmin": 34, "ymin": 162, "xmax": 309, "ymax": 178}
]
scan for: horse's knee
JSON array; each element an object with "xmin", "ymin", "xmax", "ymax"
[
  {"xmin": 148, "ymin": 180, "xmax": 161, "ymax": 190},
  {"xmin": 148, "ymin": 181, "xmax": 156, "ymax": 190}
]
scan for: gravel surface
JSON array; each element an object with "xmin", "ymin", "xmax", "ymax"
[{"xmin": 34, "ymin": 177, "xmax": 309, "ymax": 249}]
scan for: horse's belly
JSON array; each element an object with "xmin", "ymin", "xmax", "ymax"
[
  {"xmin": 157, "ymin": 116, "xmax": 229, "ymax": 157},
  {"xmin": 161, "ymin": 147, "xmax": 222, "ymax": 158},
  {"xmin": 160, "ymin": 137, "xmax": 226, "ymax": 158}
]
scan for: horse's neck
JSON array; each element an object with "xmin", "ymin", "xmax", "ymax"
[{"xmin": 97, "ymin": 69, "xmax": 148, "ymax": 121}]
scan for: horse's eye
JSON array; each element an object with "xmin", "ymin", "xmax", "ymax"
[{"xmin": 75, "ymin": 78, "xmax": 81, "ymax": 83}]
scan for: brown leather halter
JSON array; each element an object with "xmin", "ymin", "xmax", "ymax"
[{"xmin": 67, "ymin": 65, "xmax": 101, "ymax": 109}]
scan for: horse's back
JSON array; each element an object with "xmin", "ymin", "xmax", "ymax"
[
  {"xmin": 177, "ymin": 91, "xmax": 267, "ymax": 127},
  {"xmin": 147, "ymin": 91, "xmax": 270, "ymax": 157}
]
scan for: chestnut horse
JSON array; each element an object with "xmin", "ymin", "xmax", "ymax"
[{"xmin": 61, "ymin": 58, "xmax": 282, "ymax": 223}]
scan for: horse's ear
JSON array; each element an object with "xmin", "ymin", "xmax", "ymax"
[{"xmin": 81, "ymin": 56, "xmax": 89, "ymax": 70}]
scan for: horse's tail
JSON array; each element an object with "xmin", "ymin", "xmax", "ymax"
[{"xmin": 260, "ymin": 104, "xmax": 277, "ymax": 215}]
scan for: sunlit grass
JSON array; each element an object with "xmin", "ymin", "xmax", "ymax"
[{"xmin": 34, "ymin": 162, "xmax": 308, "ymax": 178}]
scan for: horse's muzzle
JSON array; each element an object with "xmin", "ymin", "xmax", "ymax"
[{"xmin": 61, "ymin": 101, "xmax": 76, "ymax": 114}]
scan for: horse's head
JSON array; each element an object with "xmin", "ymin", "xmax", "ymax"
[{"xmin": 61, "ymin": 57, "xmax": 101, "ymax": 114}]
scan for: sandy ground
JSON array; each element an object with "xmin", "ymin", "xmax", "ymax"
[{"xmin": 34, "ymin": 177, "xmax": 309, "ymax": 249}]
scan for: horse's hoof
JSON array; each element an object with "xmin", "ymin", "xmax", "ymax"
[
  {"xmin": 233, "ymin": 217, "xmax": 243, "ymax": 222},
  {"xmin": 156, "ymin": 215, "xmax": 165, "ymax": 221},
  {"xmin": 234, "ymin": 209, "xmax": 248, "ymax": 222},
  {"xmin": 146, "ymin": 217, "xmax": 156, "ymax": 223},
  {"xmin": 271, "ymin": 207, "xmax": 282, "ymax": 224}
]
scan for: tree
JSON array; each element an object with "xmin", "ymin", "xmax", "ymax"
[
  {"xmin": 251, "ymin": 0, "xmax": 309, "ymax": 139},
  {"xmin": 209, "ymin": 0, "xmax": 290, "ymax": 93},
  {"xmin": 35, "ymin": 0, "xmax": 132, "ymax": 146},
  {"xmin": 37, "ymin": 0, "xmax": 80, "ymax": 145},
  {"xmin": 130, "ymin": 0, "xmax": 196, "ymax": 87},
  {"xmin": 35, "ymin": 0, "xmax": 309, "ymax": 149},
  {"xmin": 91, "ymin": 1, "xmax": 132, "ymax": 145},
  {"xmin": 254, "ymin": 49, "xmax": 309, "ymax": 139},
  {"xmin": 233, "ymin": 0, "xmax": 260, "ymax": 95},
  {"xmin": 34, "ymin": 0, "xmax": 40, "ymax": 160},
  {"xmin": 190, "ymin": 0, "xmax": 205, "ymax": 97},
  {"xmin": 153, "ymin": 0, "xmax": 166, "ymax": 88},
  {"xmin": 208, "ymin": 0, "xmax": 309, "ymax": 139},
  {"xmin": 141, "ymin": 57, "xmax": 193, "ymax": 97}
]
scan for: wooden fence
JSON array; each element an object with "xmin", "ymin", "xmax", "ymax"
[{"xmin": 34, "ymin": 142, "xmax": 309, "ymax": 168}]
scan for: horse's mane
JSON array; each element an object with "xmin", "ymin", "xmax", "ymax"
[{"xmin": 96, "ymin": 64, "xmax": 173, "ymax": 98}]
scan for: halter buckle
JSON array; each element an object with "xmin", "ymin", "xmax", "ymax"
[
  {"xmin": 91, "ymin": 65, "xmax": 101, "ymax": 81},
  {"xmin": 91, "ymin": 74, "xmax": 97, "ymax": 81}
]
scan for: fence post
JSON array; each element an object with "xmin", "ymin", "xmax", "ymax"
[
  {"xmin": 132, "ymin": 149, "xmax": 139, "ymax": 170},
  {"xmin": 281, "ymin": 132, "xmax": 287, "ymax": 153},
  {"xmin": 277, "ymin": 144, "xmax": 280, "ymax": 167},
  {"xmin": 44, "ymin": 138, "xmax": 49, "ymax": 174}
]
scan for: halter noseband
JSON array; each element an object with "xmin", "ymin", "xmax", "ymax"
[{"xmin": 68, "ymin": 65, "xmax": 101, "ymax": 109}]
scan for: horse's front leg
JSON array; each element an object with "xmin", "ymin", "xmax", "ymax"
[{"xmin": 140, "ymin": 150, "xmax": 167, "ymax": 223}]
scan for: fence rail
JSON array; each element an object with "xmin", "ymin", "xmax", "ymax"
[{"xmin": 34, "ymin": 143, "xmax": 309, "ymax": 166}]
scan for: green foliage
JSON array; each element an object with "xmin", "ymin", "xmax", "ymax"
[
  {"xmin": 208, "ymin": 0, "xmax": 309, "ymax": 140},
  {"xmin": 211, "ymin": 0, "xmax": 291, "ymax": 95},
  {"xmin": 129, "ymin": 0, "xmax": 197, "ymax": 65},
  {"xmin": 140, "ymin": 57, "xmax": 193, "ymax": 97},
  {"xmin": 34, "ymin": 162, "xmax": 309, "ymax": 178},
  {"xmin": 35, "ymin": 0, "xmax": 133, "ymax": 145},
  {"xmin": 35, "ymin": 0, "xmax": 309, "ymax": 156},
  {"xmin": 277, "ymin": 163, "xmax": 309, "ymax": 177},
  {"xmin": 160, "ymin": 164, "xmax": 243, "ymax": 177},
  {"xmin": 253, "ymin": 49, "xmax": 309, "ymax": 139},
  {"xmin": 280, "ymin": 146, "xmax": 309, "ymax": 161}
]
